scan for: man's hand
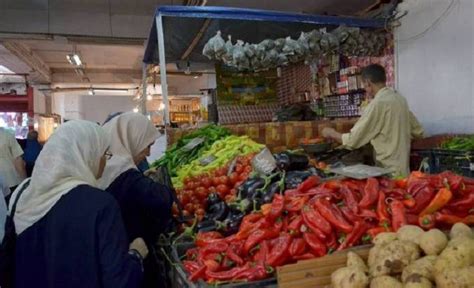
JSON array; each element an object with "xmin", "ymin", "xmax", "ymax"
[
  {"xmin": 321, "ymin": 127, "xmax": 343, "ymax": 144},
  {"xmin": 130, "ymin": 238, "xmax": 149, "ymax": 259}
]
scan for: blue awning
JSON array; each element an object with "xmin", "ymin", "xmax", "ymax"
[{"xmin": 143, "ymin": 6, "xmax": 386, "ymax": 64}]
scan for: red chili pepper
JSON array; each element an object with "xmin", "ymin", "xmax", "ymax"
[
  {"xmin": 434, "ymin": 213, "xmax": 474, "ymax": 225},
  {"xmin": 302, "ymin": 205, "xmax": 332, "ymax": 235},
  {"xmin": 420, "ymin": 187, "xmax": 453, "ymax": 217},
  {"xmin": 408, "ymin": 186, "xmax": 435, "ymax": 214},
  {"xmin": 293, "ymin": 252, "xmax": 317, "ymax": 260},
  {"xmin": 366, "ymin": 226, "xmax": 392, "ymax": 239},
  {"xmin": 303, "ymin": 232, "xmax": 327, "ymax": 257},
  {"xmin": 300, "ymin": 223, "xmax": 327, "ymax": 240},
  {"xmin": 195, "ymin": 231, "xmax": 223, "ymax": 248},
  {"xmin": 337, "ymin": 221, "xmax": 369, "ymax": 251},
  {"xmin": 390, "ymin": 199, "xmax": 407, "ymax": 231},
  {"xmin": 236, "ymin": 216, "xmax": 270, "ymax": 240},
  {"xmin": 267, "ymin": 234, "xmax": 292, "ymax": 267},
  {"xmin": 226, "ymin": 247, "xmax": 244, "ymax": 266},
  {"xmin": 439, "ymin": 171, "xmax": 464, "ymax": 192},
  {"xmin": 301, "ymin": 187, "xmax": 335, "ymax": 198},
  {"xmin": 463, "ymin": 177, "xmax": 474, "ymax": 185},
  {"xmin": 314, "ymin": 198, "xmax": 353, "ymax": 233},
  {"xmin": 205, "ymin": 266, "xmax": 245, "ymax": 281},
  {"xmin": 189, "ymin": 265, "xmax": 207, "ymax": 281},
  {"xmin": 418, "ymin": 214, "xmax": 436, "ymax": 229},
  {"xmin": 340, "ymin": 206, "xmax": 360, "ymax": 223},
  {"xmin": 340, "ymin": 184, "xmax": 359, "ymax": 213},
  {"xmin": 183, "ymin": 260, "xmax": 201, "ymax": 274},
  {"xmin": 321, "ymin": 180, "xmax": 341, "ymax": 191},
  {"xmin": 326, "ymin": 231, "xmax": 338, "ymax": 250},
  {"xmin": 289, "ymin": 238, "xmax": 307, "ymax": 257},
  {"xmin": 204, "ymin": 259, "xmax": 221, "ymax": 272},
  {"xmin": 243, "ymin": 228, "xmax": 279, "ymax": 254},
  {"xmin": 357, "ymin": 209, "xmax": 378, "ymax": 219},
  {"xmin": 269, "ymin": 194, "xmax": 285, "ymax": 221},
  {"xmin": 406, "ymin": 213, "xmax": 419, "ymax": 225},
  {"xmin": 288, "ymin": 215, "xmax": 304, "ymax": 236},
  {"xmin": 233, "ymin": 264, "xmax": 268, "ymax": 281},
  {"xmin": 359, "ymin": 178, "xmax": 379, "ymax": 209},
  {"xmin": 395, "ymin": 178, "xmax": 408, "ymax": 189},
  {"xmin": 297, "ymin": 175, "xmax": 320, "ymax": 192},
  {"xmin": 284, "ymin": 189, "xmax": 300, "ymax": 197},
  {"xmin": 376, "ymin": 191, "xmax": 390, "ymax": 226},
  {"xmin": 445, "ymin": 193, "xmax": 474, "ymax": 213},
  {"xmin": 253, "ymin": 240, "xmax": 269, "ymax": 266},
  {"xmin": 282, "ymin": 215, "xmax": 289, "ymax": 232},
  {"xmin": 285, "ymin": 196, "xmax": 309, "ymax": 212},
  {"xmin": 402, "ymin": 195, "xmax": 416, "ymax": 208},
  {"xmin": 201, "ymin": 241, "xmax": 228, "ymax": 255}
]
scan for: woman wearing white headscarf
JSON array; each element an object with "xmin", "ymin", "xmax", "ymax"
[
  {"xmin": 99, "ymin": 113, "xmax": 173, "ymax": 288},
  {"xmin": 10, "ymin": 120, "xmax": 147, "ymax": 288}
]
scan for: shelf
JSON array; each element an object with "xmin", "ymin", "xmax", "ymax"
[{"xmin": 323, "ymin": 89, "xmax": 366, "ymax": 98}]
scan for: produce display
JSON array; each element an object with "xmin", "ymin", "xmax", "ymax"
[
  {"xmin": 440, "ymin": 135, "xmax": 474, "ymax": 151},
  {"xmin": 331, "ymin": 223, "xmax": 474, "ymax": 288},
  {"xmin": 178, "ymin": 170, "xmax": 474, "ymax": 284},
  {"xmin": 172, "ymin": 135, "xmax": 264, "ymax": 188},
  {"xmin": 151, "ymin": 125, "xmax": 231, "ymax": 177}
]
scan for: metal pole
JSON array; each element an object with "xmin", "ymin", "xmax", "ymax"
[
  {"xmin": 156, "ymin": 14, "xmax": 170, "ymax": 125},
  {"xmin": 141, "ymin": 63, "xmax": 148, "ymax": 115}
]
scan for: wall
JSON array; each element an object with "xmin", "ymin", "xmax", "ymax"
[
  {"xmin": 80, "ymin": 95, "xmax": 135, "ymax": 124},
  {"xmin": 396, "ymin": 0, "xmax": 473, "ymax": 135}
]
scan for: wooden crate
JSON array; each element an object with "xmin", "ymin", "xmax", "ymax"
[{"xmin": 277, "ymin": 245, "xmax": 372, "ymax": 288}]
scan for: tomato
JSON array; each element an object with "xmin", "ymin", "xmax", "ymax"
[
  {"xmin": 172, "ymin": 204, "xmax": 179, "ymax": 215},
  {"xmin": 182, "ymin": 210, "xmax": 191, "ymax": 217},
  {"xmin": 185, "ymin": 181, "xmax": 197, "ymax": 190},
  {"xmin": 201, "ymin": 177, "xmax": 212, "ymax": 188},
  {"xmin": 219, "ymin": 176, "xmax": 230, "ymax": 186},
  {"xmin": 225, "ymin": 194, "xmax": 235, "ymax": 203},
  {"xmin": 239, "ymin": 173, "xmax": 249, "ymax": 181},
  {"xmin": 216, "ymin": 184, "xmax": 230, "ymax": 197},
  {"xmin": 244, "ymin": 166, "xmax": 252, "ymax": 173},
  {"xmin": 211, "ymin": 177, "xmax": 220, "ymax": 187},
  {"xmin": 235, "ymin": 164, "xmax": 243, "ymax": 173},
  {"xmin": 193, "ymin": 203, "xmax": 201, "ymax": 213},
  {"xmin": 178, "ymin": 194, "xmax": 190, "ymax": 205},
  {"xmin": 183, "ymin": 177, "xmax": 192, "ymax": 185},
  {"xmin": 215, "ymin": 167, "xmax": 226, "ymax": 177},
  {"xmin": 229, "ymin": 173, "xmax": 239, "ymax": 185},
  {"xmin": 184, "ymin": 203, "xmax": 195, "ymax": 214},
  {"xmin": 318, "ymin": 161, "xmax": 327, "ymax": 169},
  {"xmin": 195, "ymin": 208, "xmax": 205, "ymax": 216},
  {"xmin": 230, "ymin": 188, "xmax": 237, "ymax": 195},
  {"xmin": 195, "ymin": 187, "xmax": 208, "ymax": 201}
]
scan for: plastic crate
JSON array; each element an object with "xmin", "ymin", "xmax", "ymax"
[
  {"xmin": 431, "ymin": 149, "xmax": 474, "ymax": 177},
  {"xmin": 171, "ymin": 243, "xmax": 278, "ymax": 288},
  {"xmin": 410, "ymin": 149, "xmax": 435, "ymax": 173}
]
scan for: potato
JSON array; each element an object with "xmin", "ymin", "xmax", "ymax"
[
  {"xmin": 347, "ymin": 251, "xmax": 368, "ymax": 272},
  {"xmin": 419, "ymin": 229, "xmax": 448, "ymax": 255},
  {"xmin": 449, "ymin": 223, "xmax": 473, "ymax": 240},
  {"xmin": 331, "ymin": 266, "xmax": 369, "ymax": 288},
  {"xmin": 401, "ymin": 256, "xmax": 437, "ymax": 282},
  {"xmin": 433, "ymin": 237, "xmax": 474, "ymax": 275},
  {"xmin": 397, "ymin": 225, "xmax": 425, "ymax": 245},
  {"xmin": 404, "ymin": 275, "xmax": 433, "ymax": 288},
  {"xmin": 434, "ymin": 266, "xmax": 474, "ymax": 288},
  {"xmin": 370, "ymin": 240, "xmax": 420, "ymax": 277},
  {"xmin": 370, "ymin": 275, "xmax": 403, "ymax": 288},
  {"xmin": 373, "ymin": 232, "xmax": 398, "ymax": 246},
  {"xmin": 368, "ymin": 245, "xmax": 383, "ymax": 268}
]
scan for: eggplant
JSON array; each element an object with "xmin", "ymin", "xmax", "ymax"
[
  {"xmin": 206, "ymin": 201, "xmax": 229, "ymax": 221},
  {"xmin": 196, "ymin": 219, "xmax": 217, "ymax": 232},
  {"xmin": 237, "ymin": 178, "xmax": 260, "ymax": 199},
  {"xmin": 262, "ymin": 181, "xmax": 282, "ymax": 203},
  {"xmin": 229, "ymin": 198, "xmax": 252, "ymax": 214},
  {"xmin": 285, "ymin": 170, "xmax": 312, "ymax": 189},
  {"xmin": 242, "ymin": 178, "xmax": 265, "ymax": 199},
  {"xmin": 275, "ymin": 152, "xmax": 309, "ymax": 171},
  {"xmin": 207, "ymin": 192, "xmax": 222, "ymax": 207},
  {"xmin": 222, "ymin": 211, "xmax": 245, "ymax": 236}
]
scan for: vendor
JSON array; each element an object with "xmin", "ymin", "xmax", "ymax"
[
  {"xmin": 322, "ymin": 64, "xmax": 424, "ymax": 176},
  {"xmin": 99, "ymin": 112, "xmax": 173, "ymax": 288}
]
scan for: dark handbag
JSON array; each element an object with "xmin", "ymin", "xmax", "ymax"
[{"xmin": 0, "ymin": 180, "xmax": 30, "ymax": 288}]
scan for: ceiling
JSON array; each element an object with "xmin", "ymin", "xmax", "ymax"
[{"xmin": 0, "ymin": 0, "xmax": 385, "ymax": 87}]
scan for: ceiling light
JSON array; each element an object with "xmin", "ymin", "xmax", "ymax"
[
  {"xmin": 159, "ymin": 103, "xmax": 165, "ymax": 110},
  {"xmin": 33, "ymin": 122, "xmax": 39, "ymax": 129},
  {"xmin": 193, "ymin": 75, "xmax": 199, "ymax": 79},
  {"xmin": 88, "ymin": 89, "xmax": 95, "ymax": 95},
  {"xmin": 66, "ymin": 53, "xmax": 83, "ymax": 66},
  {"xmin": 133, "ymin": 108, "xmax": 139, "ymax": 113},
  {"xmin": 147, "ymin": 95, "xmax": 153, "ymax": 101},
  {"xmin": 93, "ymin": 89, "xmax": 129, "ymax": 93}
]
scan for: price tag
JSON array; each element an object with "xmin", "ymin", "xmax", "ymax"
[
  {"xmin": 470, "ymin": 163, "xmax": 474, "ymax": 171},
  {"xmin": 252, "ymin": 148, "xmax": 276, "ymax": 176},
  {"xmin": 200, "ymin": 155, "xmax": 216, "ymax": 166},
  {"xmin": 182, "ymin": 137, "xmax": 205, "ymax": 152}
]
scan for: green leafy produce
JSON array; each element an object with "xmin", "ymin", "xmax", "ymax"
[
  {"xmin": 440, "ymin": 136, "xmax": 474, "ymax": 151},
  {"xmin": 173, "ymin": 135, "xmax": 264, "ymax": 187},
  {"xmin": 151, "ymin": 125, "xmax": 231, "ymax": 177}
]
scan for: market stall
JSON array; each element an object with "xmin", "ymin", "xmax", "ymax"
[{"xmin": 142, "ymin": 6, "xmax": 474, "ymax": 288}]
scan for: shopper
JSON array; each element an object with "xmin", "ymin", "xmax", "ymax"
[
  {"xmin": 322, "ymin": 64, "xmax": 424, "ymax": 176},
  {"xmin": 0, "ymin": 176, "xmax": 7, "ymax": 244},
  {"xmin": 0, "ymin": 128, "xmax": 26, "ymax": 199},
  {"xmin": 9, "ymin": 120, "xmax": 147, "ymax": 288},
  {"xmin": 23, "ymin": 130, "xmax": 42, "ymax": 177},
  {"xmin": 99, "ymin": 112, "xmax": 173, "ymax": 288}
]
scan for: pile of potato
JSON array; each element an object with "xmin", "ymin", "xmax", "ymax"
[{"xmin": 331, "ymin": 223, "xmax": 474, "ymax": 288}]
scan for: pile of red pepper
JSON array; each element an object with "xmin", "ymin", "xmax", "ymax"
[{"xmin": 182, "ymin": 171, "xmax": 474, "ymax": 284}]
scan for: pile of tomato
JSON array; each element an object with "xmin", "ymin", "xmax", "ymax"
[{"xmin": 173, "ymin": 154, "xmax": 255, "ymax": 220}]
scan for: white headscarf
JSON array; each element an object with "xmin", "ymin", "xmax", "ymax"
[
  {"xmin": 98, "ymin": 112, "xmax": 159, "ymax": 189},
  {"xmin": 9, "ymin": 120, "xmax": 109, "ymax": 235}
]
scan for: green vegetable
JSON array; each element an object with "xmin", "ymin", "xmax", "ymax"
[
  {"xmin": 151, "ymin": 125, "xmax": 231, "ymax": 177},
  {"xmin": 440, "ymin": 136, "xmax": 474, "ymax": 151}
]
